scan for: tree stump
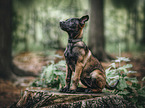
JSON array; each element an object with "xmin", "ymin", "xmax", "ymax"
[{"xmin": 10, "ymin": 88, "xmax": 136, "ymax": 108}]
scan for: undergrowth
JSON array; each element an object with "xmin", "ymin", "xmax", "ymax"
[{"xmin": 105, "ymin": 57, "xmax": 145, "ymax": 108}]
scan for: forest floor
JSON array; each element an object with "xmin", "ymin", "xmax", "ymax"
[{"xmin": 0, "ymin": 50, "xmax": 145, "ymax": 108}]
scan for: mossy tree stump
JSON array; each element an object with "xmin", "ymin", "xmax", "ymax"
[{"xmin": 11, "ymin": 88, "xmax": 136, "ymax": 108}]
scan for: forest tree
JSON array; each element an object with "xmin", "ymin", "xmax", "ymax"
[
  {"xmin": 0, "ymin": 0, "xmax": 16, "ymax": 80},
  {"xmin": 88, "ymin": 0, "xmax": 109, "ymax": 61}
]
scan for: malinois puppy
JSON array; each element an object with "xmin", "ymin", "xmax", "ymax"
[{"xmin": 59, "ymin": 15, "xmax": 118, "ymax": 93}]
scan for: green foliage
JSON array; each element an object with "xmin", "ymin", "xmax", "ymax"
[
  {"xmin": 111, "ymin": 0, "xmax": 138, "ymax": 10},
  {"xmin": 105, "ymin": 57, "xmax": 145, "ymax": 107},
  {"xmin": 31, "ymin": 60, "xmax": 66, "ymax": 89}
]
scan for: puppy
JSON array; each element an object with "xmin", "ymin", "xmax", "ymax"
[{"xmin": 60, "ymin": 15, "xmax": 118, "ymax": 93}]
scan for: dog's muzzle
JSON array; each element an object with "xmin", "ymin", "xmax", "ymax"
[{"xmin": 60, "ymin": 21, "xmax": 67, "ymax": 31}]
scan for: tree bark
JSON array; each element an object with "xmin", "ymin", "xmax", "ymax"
[
  {"xmin": 88, "ymin": 0, "xmax": 109, "ymax": 61},
  {"xmin": 0, "ymin": 0, "xmax": 17, "ymax": 80},
  {"xmin": 12, "ymin": 89, "xmax": 136, "ymax": 108}
]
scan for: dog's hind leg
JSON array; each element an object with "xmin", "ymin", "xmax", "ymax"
[
  {"xmin": 80, "ymin": 70, "xmax": 106, "ymax": 93},
  {"xmin": 90, "ymin": 70, "xmax": 106, "ymax": 92}
]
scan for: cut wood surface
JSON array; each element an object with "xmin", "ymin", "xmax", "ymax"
[{"xmin": 11, "ymin": 88, "xmax": 136, "ymax": 108}]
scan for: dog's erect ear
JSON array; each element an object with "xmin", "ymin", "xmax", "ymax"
[{"xmin": 80, "ymin": 15, "xmax": 89, "ymax": 25}]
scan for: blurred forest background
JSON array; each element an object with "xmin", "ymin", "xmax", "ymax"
[
  {"xmin": 0, "ymin": 0, "xmax": 145, "ymax": 107},
  {"xmin": 12, "ymin": 0, "xmax": 89, "ymax": 53},
  {"xmin": 11, "ymin": 0, "xmax": 145, "ymax": 54}
]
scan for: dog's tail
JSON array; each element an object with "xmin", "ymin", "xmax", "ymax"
[{"xmin": 105, "ymin": 80, "xmax": 119, "ymax": 90}]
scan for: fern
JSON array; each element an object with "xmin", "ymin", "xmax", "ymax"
[{"xmin": 31, "ymin": 60, "xmax": 66, "ymax": 89}]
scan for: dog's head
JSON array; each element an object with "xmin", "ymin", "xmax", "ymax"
[{"xmin": 60, "ymin": 15, "xmax": 89, "ymax": 39}]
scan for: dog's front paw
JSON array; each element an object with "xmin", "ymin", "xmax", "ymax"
[
  {"xmin": 60, "ymin": 87, "xmax": 70, "ymax": 93},
  {"xmin": 84, "ymin": 88, "xmax": 93, "ymax": 93},
  {"xmin": 60, "ymin": 87, "xmax": 77, "ymax": 93},
  {"xmin": 68, "ymin": 89, "xmax": 76, "ymax": 93}
]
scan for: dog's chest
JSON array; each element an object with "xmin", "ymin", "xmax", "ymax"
[
  {"xmin": 64, "ymin": 42, "xmax": 87, "ymax": 70},
  {"xmin": 64, "ymin": 44, "xmax": 79, "ymax": 70},
  {"xmin": 64, "ymin": 46, "xmax": 77, "ymax": 63}
]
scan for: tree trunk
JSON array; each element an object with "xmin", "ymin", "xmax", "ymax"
[
  {"xmin": 141, "ymin": 0, "xmax": 145, "ymax": 45},
  {"xmin": 88, "ymin": 0, "xmax": 108, "ymax": 61},
  {"xmin": 0, "ymin": 0, "xmax": 17, "ymax": 80},
  {"xmin": 0, "ymin": 0, "xmax": 39, "ymax": 81}
]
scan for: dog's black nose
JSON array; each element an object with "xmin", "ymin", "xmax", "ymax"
[
  {"xmin": 60, "ymin": 21, "xmax": 62, "ymax": 25},
  {"xmin": 60, "ymin": 22, "xmax": 62, "ymax": 27},
  {"xmin": 60, "ymin": 21, "xmax": 65, "ymax": 27}
]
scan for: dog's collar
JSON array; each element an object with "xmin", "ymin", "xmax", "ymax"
[{"xmin": 68, "ymin": 38, "xmax": 82, "ymax": 43}]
